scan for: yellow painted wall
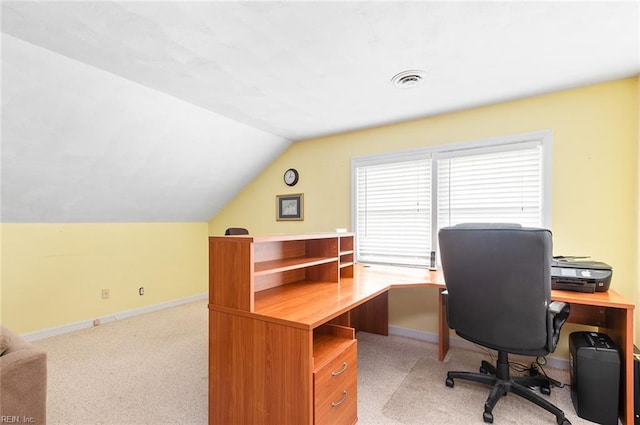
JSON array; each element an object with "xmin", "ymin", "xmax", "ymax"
[
  {"xmin": 1, "ymin": 222, "xmax": 208, "ymax": 334},
  {"xmin": 637, "ymin": 76, "xmax": 640, "ymax": 346},
  {"xmin": 210, "ymin": 77, "xmax": 639, "ymax": 351}
]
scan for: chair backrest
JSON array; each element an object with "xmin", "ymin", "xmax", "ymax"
[
  {"xmin": 224, "ymin": 227, "xmax": 249, "ymax": 235},
  {"xmin": 438, "ymin": 223, "xmax": 552, "ymax": 355}
]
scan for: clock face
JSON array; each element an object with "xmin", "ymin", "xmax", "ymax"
[{"xmin": 284, "ymin": 168, "xmax": 299, "ymax": 186}]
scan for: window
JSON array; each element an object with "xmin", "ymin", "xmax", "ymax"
[
  {"xmin": 352, "ymin": 131, "xmax": 551, "ymax": 267},
  {"xmin": 355, "ymin": 157, "xmax": 431, "ymax": 266}
]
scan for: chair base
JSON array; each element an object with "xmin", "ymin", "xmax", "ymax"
[{"xmin": 445, "ymin": 351, "xmax": 571, "ymax": 425}]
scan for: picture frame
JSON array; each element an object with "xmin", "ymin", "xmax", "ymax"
[{"xmin": 276, "ymin": 193, "xmax": 304, "ymax": 221}]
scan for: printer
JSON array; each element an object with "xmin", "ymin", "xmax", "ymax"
[{"xmin": 551, "ymin": 257, "xmax": 612, "ymax": 293}]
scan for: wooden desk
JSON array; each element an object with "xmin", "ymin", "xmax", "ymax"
[
  {"xmin": 208, "ymin": 235, "xmax": 635, "ymax": 425},
  {"xmin": 346, "ymin": 263, "xmax": 636, "ymax": 425},
  {"xmin": 550, "ymin": 287, "xmax": 635, "ymax": 425}
]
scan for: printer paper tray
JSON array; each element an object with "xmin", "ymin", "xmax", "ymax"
[{"xmin": 552, "ymin": 281, "xmax": 596, "ymax": 293}]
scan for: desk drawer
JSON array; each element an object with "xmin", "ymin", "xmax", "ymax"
[{"xmin": 314, "ymin": 340, "xmax": 357, "ymax": 425}]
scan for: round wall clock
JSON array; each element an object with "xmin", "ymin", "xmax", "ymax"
[{"xmin": 284, "ymin": 168, "xmax": 299, "ymax": 186}]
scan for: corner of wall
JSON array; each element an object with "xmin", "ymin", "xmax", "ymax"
[{"xmin": 636, "ymin": 75, "xmax": 640, "ymax": 346}]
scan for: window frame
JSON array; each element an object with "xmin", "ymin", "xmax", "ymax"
[{"xmin": 351, "ymin": 130, "xmax": 552, "ymax": 266}]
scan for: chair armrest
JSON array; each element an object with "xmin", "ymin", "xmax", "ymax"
[
  {"xmin": 548, "ymin": 301, "xmax": 566, "ymax": 314},
  {"xmin": 547, "ymin": 301, "xmax": 570, "ymax": 352}
]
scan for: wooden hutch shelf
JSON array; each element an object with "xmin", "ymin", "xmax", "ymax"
[
  {"xmin": 254, "ymin": 256, "xmax": 338, "ymax": 275},
  {"xmin": 209, "ymin": 233, "xmax": 358, "ymax": 425}
]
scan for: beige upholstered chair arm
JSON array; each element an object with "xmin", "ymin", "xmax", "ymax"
[{"xmin": 0, "ymin": 327, "xmax": 47, "ymax": 425}]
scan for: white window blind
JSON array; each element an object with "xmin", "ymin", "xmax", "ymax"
[
  {"xmin": 355, "ymin": 158, "xmax": 432, "ymax": 266},
  {"xmin": 437, "ymin": 143, "xmax": 543, "ymax": 228},
  {"xmin": 352, "ymin": 131, "xmax": 550, "ymax": 267}
]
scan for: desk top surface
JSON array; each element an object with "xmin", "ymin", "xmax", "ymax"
[{"xmin": 246, "ymin": 263, "xmax": 633, "ymax": 329}]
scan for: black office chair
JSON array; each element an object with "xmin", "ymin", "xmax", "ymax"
[
  {"xmin": 224, "ymin": 227, "xmax": 249, "ymax": 235},
  {"xmin": 438, "ymin": 223, "xmax": 571, "ymax": 425}
]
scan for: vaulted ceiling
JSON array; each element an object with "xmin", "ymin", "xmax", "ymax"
[{"xmin": 2, "ymin": 1, "xmax": 638, "ymax": 222}]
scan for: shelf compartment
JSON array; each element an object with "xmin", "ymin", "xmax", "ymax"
[
  {"xmin": 339, "ymin": 236, "xmax": 354, "ymax": 253},
  {"xmin": 254, "ymin": 238, "xmax": 338, "ymax": 264},
  {"xmin": 209, "ymin": 232, "xmax": 352, "ymax": 313},
  {"xmin": 255, "ymin": 261, "xmax": 339, "ymax": 292},
  {"xmin": 339, "ymin": 251, "xmax": 354, "ymax": 278},
  {"xmin": 339, "ymin": 252, "xmax": 354, "ymax": 266},
  {"xmin": 339, "ymin": 236, "xmax": 355, "ymax": 279},
  {"xmin": 313, "ymin": 324, "xmax": 355, "ymax": 372},
  {"xmin": 255, "ymin": 256, "xmax": 338, "ymax": 275}
]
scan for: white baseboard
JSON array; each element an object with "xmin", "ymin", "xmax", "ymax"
[
  {"xmin": 388, "ymin": 325, "xmax": 440, "ymax": 344},
  {"xmin": 23, "ymin": 293, "xmax": 208, "ymax": 342},
  {"xmin": 388, "ymin": 325, "xmax": 569, "ymax": 370}
]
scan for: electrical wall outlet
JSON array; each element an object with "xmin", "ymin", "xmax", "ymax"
[
  {"xmin": 139, "ymin": 287, "xmax": 144, "ymax": 296},
  {"xmin": 101, "ymin": 289, "xmax": 110, "ymax": 299}
]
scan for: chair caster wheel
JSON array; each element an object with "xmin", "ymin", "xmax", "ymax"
[
  {"xmin": 557, "ymin": 418, "xmax": 571, "ymax": 425},
  {"xmin": 541, "ymin": 385, "xmax": 551, "ymax": 395},
  {"xmin": 483, "ymin": 411, "xmax": 493, "ymax": 423},
  {"xmin": 445, "ymin": 377, "xmax": 454, "ymax": 388}
]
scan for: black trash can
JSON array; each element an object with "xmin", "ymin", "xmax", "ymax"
[{"xmin": 569, "ymin": 331, "xmax": 621, "ymax": 425}]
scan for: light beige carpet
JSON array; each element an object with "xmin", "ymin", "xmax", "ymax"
[
  {"xmin": 35, "ymin": 300, "xmax": 209, "ymax": 425},
  {"xmin": 34, "ymin": 300, "xmax": 598, "ymax": 424},
  {"xmin": 380, "ymin": 352, "xmax": 591, "ymax": 425},
  {"xmin": 356, "ymin": 331, "xmax": 597, "ymax": 425}
]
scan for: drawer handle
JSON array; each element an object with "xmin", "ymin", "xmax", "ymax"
[
  {"xmin": 331, "ymin": 390, "xmax": 348, "ymax": 408},
  {"xmin": 331, "ymin": 361, "xmax": 348, "ymax": 377}
]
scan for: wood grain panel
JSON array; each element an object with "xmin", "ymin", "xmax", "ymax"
[
  {"xmin": 328, "ymin": 312, "xmax": 351, "ymax": 328},
  {"xmin": 209, "ymin": 308, "xmax": 313, "ymax": 425},
  {"xmin": 339, "ymin": 236, "xmax": 354, "ymax": 253},
  {"xmin": 255, "ymin": 269, "xmax": 307, "ymax": 292},
  {"xmin": 306, "ymin": 261, "xmax": 339, "ymax": 282},
  {"xmin": 254, "ymin": 240, "xmax": 306, "ymax": 263},
  {"xmin": 438, "ymin": 287, "xmax": 450, "ymax": 361},
  {"xmin": 566, "ymin": 303, "xmax": 607, "ymax": 326},
  {"xmin": 209, "ymin": 237, "xmax": 254, "ymax": 311},
  {"xmin": 551, "ymin": 288, "xmax": 635, "ymax": 309},
  {"xmin": 601, "ymin": 307, "xmax": 634, "ymax": 424},
  {"xmin": 350, "ymin": 292, "xmax": 388, "ymax": 335},
  {"xmin": 306, "ymin": 238, "xmax": 338, "ymax": 258}
]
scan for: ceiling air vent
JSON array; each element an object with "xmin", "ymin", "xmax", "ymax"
[{"xmin": 391, "ymin": 70, "xmax": 426, "ymax": 88}]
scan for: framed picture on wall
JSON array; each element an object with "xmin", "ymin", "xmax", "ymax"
[{"xmin": 276, "ymin": 193, "xmax": 304, "ymax": 221}]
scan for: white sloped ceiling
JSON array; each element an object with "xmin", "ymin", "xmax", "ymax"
[
  {"xmin": 2, "ymin": 35, "xmax": 290, "ymax": 222},
  {"xmin": 1, "ymin": 1, "xmax": 638, "ymax": 222}
]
